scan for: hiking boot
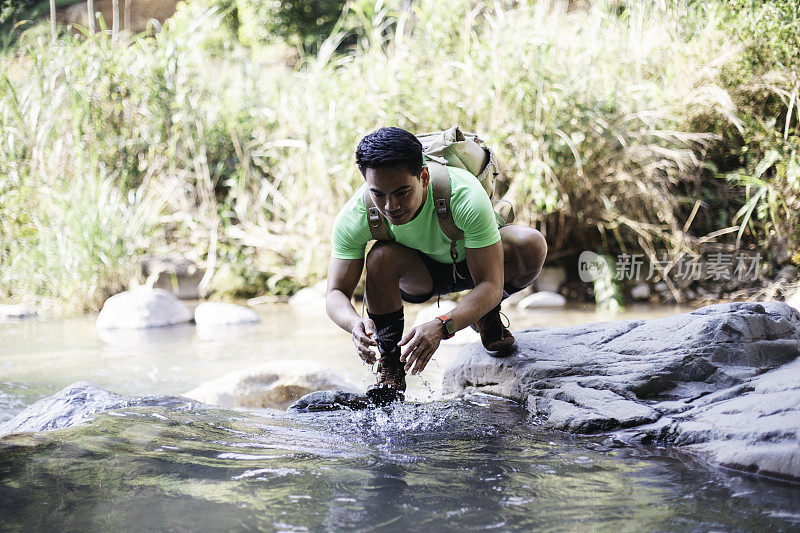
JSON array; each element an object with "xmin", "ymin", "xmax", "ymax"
[
  {"xmin": 472, "ymin": 304, "xmax": 515, "ymax": 354},
  {"xmin": 366, "ymin": 348, "xmax": 406, "ymax": 406}
]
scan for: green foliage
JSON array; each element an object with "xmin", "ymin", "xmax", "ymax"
[
  {"xmin": 0, "ymin": 0, "xmax": 82, "ymax": 45},
  {"xmin": 1, "ymin": 0, "xmax": 799, "ymax": 313},
  {"xmin": 235, "ymin": 0, "xmax": 347, "ymax": 51},
  {"xmin": 707, "ymin": 1, "xmax": 800, "ymax": 260}
]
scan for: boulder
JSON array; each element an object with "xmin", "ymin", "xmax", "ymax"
[
  {"xmin": 0, "ymin": 304, "xmax": 37, "ymax": 320},
  {"xmin": 443, "ymin": 302, "xmax": 800, "ymax": 481},
  {"xmin": 517, "ymin": 291, "xmax": 566, "ymax": 309},
  {"xmin": 183, "ymin": 360, "xmax": 358, "ymax": 410},
  {"xmin": 0, "ymin": 382, "xmax": 196, "ymax": 436},
  {"xmin": 96, "ymin": 288, "xmax": 192, "ymax": 329},
  {"xmin": 194, "ymin": 302, "xmax": 259, "ymax": 326}
]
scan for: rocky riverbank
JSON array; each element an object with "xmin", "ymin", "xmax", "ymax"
[{"xmin": 442, "ymin": 301, "xmax": 800, "ymax": 481}]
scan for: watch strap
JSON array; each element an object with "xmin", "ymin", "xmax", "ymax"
[{"xmin": 437, "ymin": 314, "xmax": 456, "ymax": 339}]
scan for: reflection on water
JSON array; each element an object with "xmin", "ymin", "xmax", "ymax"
[
  {"xmin": 2, "ymin": 302, "xmax": 799, "ymax": 529},
  {"xmin": 1, "ymin": 396, "xmax": 798, "ymax": 531}
]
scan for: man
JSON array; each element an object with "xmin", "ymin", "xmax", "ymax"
[{"xmin": 326, "ymin": 127, "xmax": 547, "ymax": 404}]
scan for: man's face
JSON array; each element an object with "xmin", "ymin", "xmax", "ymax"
[{"xmin": 365, "ymin": 166, "xmax": 430, "ymax": 225}]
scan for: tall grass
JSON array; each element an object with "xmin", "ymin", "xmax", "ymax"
[{"xmin": 0, "ymin": 0, "xmax": 783, "ymax": 313}]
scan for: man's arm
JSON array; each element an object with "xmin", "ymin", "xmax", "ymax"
[
  {"xmin": 399, "ymin": 240, "xmax": 504, "ymax": 374},
  {"xmin": 325, "ymin": 256, "xmax": 378, "ymax": 364}
]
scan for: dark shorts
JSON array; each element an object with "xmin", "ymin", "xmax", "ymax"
[{"xmin": 400, "ymin": 251, "xmax": 476, "ymax": 304}]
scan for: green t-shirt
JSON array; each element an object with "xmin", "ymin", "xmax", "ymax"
[{"xmin": 331, "ymin": 166, "xmax": 501, "ymax": 263}]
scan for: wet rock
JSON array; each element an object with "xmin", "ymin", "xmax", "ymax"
[
  {"xmin": 183, "ymin": 360, "xmax": 358, "ymax": 410},
  {"xmin": 443, "ymin": 302, "xmax": 800, "ymax": 481},
  {"xmin": 194, "ymin": 302, "xmax": 259, "ymax": 326},
  {"xmin": 96, "ymin": 288, "xmax": 192, "ymax": 329},
  {"xmin": 413, "ymin": 300, "xmax": 480, "ymax": 345},
  {"xmin": 288, "ymin": 390, "xmax": 371, "ymax": 412},
  {"xmin": 517, "ymin": 291, "xmax": 566, "ymax": 309},
  {"xmin": 0, "ymin": 304, "xmax": 37, "ymax": 320},
  {"xmin": 0, "ymin": 382, "xmax": 197, "ymax": 435},
  {"xmin": 630, "ymin": 283, "xmax": 651, "ymax": 301}
]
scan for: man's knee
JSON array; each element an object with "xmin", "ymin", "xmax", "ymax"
[
  {"xmin": 365, "ymin": 241, "xmax": 403, "ymax": 277},
  {"xmin": 503, "ymin": 226, "xmax": 547, "ymax": 276}
]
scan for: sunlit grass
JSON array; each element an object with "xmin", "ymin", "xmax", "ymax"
[{"xmin": 0, "ymin": 0, "xmax": 788, "ymax": 313}]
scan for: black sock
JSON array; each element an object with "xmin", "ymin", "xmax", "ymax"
[{"xmin": 367, "ymin": 308, "xmax": 404, "ymax": 354}]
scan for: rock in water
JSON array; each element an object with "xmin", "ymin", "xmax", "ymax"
[
  {"xmin": 517, "ymin": 291, "xmax": 566, "ymax": 309},
  {"xmin": 288, "ymin": 390, "xmax": 371, "ymax": 412},
  {"xmin": 194, "ymin": 302, "xmax": 259, "ymax": 326},
  {"xmin": 183, "ymin": 360, "xmax": 359, "ymax": 410},
  {"xmin": 96, "ymin": 288, "xmax": 192, "ymax": 329},
  {"xmin": 443, "ymin": 302, "xmax": 800, "ymax": 481},
  {"xmin": 0, "ymin": 304, "xmax": 37, "ymax": 320},
  {"xmin": 0, "ymin": 382, "xmax": 197, "ymax": 435}
]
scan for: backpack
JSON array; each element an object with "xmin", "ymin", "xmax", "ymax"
[{"xmin": 363, "ymin": 126, "xmax": 514, "ymax": 265}]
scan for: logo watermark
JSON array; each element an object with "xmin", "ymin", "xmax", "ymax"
[{"xmin": 578, "ymin": 251, "xmax": 762, "ymax": 282}]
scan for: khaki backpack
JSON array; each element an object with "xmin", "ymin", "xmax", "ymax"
[{"xmin": 363, "ymin": 126, "xmax": 514, "ymax": 265}]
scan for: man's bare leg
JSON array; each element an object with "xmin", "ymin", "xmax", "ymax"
[
  {"xmin": 363, "ymin": 241, "xmax": 433, "ymax": 404},
  {"xmin": 500, "ymin": 225, "xmax": 547, "ymax": 293},
  {"xmin": 364, "ymin": 241, "xmax": 434, "ymax": 314}
]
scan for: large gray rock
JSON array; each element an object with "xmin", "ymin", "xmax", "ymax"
[
  {"xmin": 443, "ymin": 302, "xmax": 800, "ymax": 481},
  {"xmin": 0, "ymin": 382, "xmax": 197, "ymax": 435},
  {"xmin": 96, "ymin": 288, "xmax": 192, "ymax": 329}
]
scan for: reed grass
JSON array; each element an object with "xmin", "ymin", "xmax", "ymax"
[{"xmin": 0, "ymin": 0, "xmax": 793, "ymax": 313}]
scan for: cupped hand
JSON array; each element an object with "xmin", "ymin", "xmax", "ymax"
[
  {"xmin": 398, "ymin": 319, "xmax": 443, "ymax": 375},
  {"xmin": 351, "ymin": 318, "xmax": 377, "ymax": 364}
]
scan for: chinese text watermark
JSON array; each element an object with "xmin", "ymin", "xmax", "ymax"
[{"xmin": 578, "ymin": 251, "xmax": 762, "ymax": 283}]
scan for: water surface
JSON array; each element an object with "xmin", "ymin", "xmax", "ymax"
[{"xmin": 2, "ymin": 302, "xmax": 799, "ymax": 530}]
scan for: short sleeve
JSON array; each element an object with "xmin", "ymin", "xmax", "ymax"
[
  {"xmin": 331, "ymin": 193, "xmax": 372, "ymax": 260},
  {"xmin": 450, "ymin": 171, "xmax": 501, "ymax": 249}
]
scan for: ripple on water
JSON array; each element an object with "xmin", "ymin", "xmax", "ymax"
[{"xmin": 2, "ymin": 395, "xmax": 800, "ymax": 531}]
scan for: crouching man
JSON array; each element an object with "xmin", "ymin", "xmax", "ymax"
[{"xmin": 325, "ymin": 127, "xmax": 547, "ymax": 405}]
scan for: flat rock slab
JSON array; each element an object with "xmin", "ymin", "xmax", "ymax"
[{"xmin": 443, "ymin": 302, "xmax": 800, "ymax": 481}]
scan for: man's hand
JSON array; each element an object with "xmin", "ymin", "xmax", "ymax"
[
  {"xmin": 398, "ymin": 320, "xmax": 443, "ymax": 375},
  {"xmin": 351, "ymin": 318, "xmax": 378, "ymax": 364}
]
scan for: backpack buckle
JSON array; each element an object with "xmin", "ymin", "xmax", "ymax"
[
  {"xmin": 367, "ymin": 207, "xmax": 382, "ymax": 227},
  {"xmin": 435, "ymin": 198, "xmax": 447, "ymax": 215}
]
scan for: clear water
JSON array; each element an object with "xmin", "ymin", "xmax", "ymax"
[{"xmin": 1, "ymin": 303, "xmax": 799, "ymax": 530}]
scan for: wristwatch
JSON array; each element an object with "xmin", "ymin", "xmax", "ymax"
[{"xmin": 437, "ymin": 314, "xmax": 456, "ymax": 339}]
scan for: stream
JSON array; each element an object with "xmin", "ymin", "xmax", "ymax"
[{"xmin": 1, "ymin": 302, "xmax": 799, "ymax": 531}]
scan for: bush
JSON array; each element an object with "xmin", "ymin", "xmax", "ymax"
[{"xmin": 1, "ymin": 0, "xmax": 798, "ymax": 313}]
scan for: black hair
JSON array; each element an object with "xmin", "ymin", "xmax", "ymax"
[{"xmin": 355, "ymin": 127, "xmax": 424, "ymax": 177}]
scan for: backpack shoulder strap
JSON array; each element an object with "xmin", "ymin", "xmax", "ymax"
[
  {"xmin": 363, "ymin": 187, "xmax": 392, "ymax": 241},
  {"xmin": 428, "ymin": 161, "xmax": 464, "ymax": 264}
]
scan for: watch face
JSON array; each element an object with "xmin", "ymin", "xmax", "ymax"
[{"xmin": 445, "ymin": 319, "xmax": 456, "ymax": 335}]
